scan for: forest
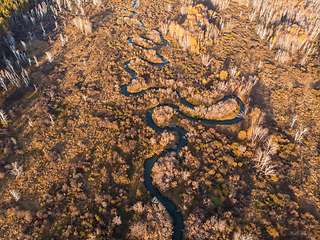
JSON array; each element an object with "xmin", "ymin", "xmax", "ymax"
[
  {"xmin": 0, "ymin": 0, "xmax": 40, "ymax": 33},
  {"xmin": 0, "ymin": 0, "xmax": 320, "ymax": 239}
]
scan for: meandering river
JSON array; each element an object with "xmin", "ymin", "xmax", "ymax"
[{"xmin": 122, "ymin": 1, "xmax": 244, "ymax": 239}]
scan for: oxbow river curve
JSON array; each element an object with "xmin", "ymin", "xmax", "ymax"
[{"xmin": 121, "ymin": 1, "xmax": 245, "ymax": 239}]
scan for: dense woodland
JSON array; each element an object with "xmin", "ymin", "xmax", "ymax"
[{"xmin": 0, "ymin": 0, "xmax": 320, "ymax": 239}]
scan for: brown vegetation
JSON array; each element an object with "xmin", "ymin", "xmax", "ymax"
[
  {"xmin": 0, "ymin": 0, "xmax": 320, "ymax": 239},
  {"xmin": 152, "ymin": 105, "xmax": 177, "ymax": 128},
  {"xmin": 130, "ymin": 198, "xmax": 173, "ymax": 239}
]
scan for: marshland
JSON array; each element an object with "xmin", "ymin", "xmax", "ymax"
[{"xmin": 0, "ymin": 0, "xmax": 320, "ymax": 239}]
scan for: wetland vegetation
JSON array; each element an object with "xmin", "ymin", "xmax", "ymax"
[{"xmin": 0, "ymin": 0, "xmax": 320, "ymax": 239}]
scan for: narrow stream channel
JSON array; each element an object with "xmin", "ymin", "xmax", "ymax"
[{"xmin": 122, "ymin": 1, "xmax": 245, "ymax": 239}]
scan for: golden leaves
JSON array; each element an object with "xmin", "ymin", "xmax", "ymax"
[{"xmin": 219, "ymin": 71, "xmax": 228, "ymax": 81}]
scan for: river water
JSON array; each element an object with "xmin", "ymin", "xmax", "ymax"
[{"xmin": 122, "ymin": 1, "xmax": 244, "ymax": 239}]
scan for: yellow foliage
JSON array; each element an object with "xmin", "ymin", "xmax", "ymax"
[
  {"xmin": 266, "ymin": 225, "xmax": 279, "ymax": 238},
  {"xmin": 238, "ymin": 130, "xmax": 247, "ymax": 140},
  {"xmin": 219, "ymin": 71, "xmax": 228, "ymax": 80},
  {"xmin": 205, "ymin": 37, "xmax": 214, "ymax": 46},
  {"xmin": 187, "ymin": 4, "xmax": 206, "ymax": 16},
  {"xmin": 136, "ymin": 189, "xmax": 142, "ymax": 196},
  {"xmin": 230, "ymin": 142, "xmax": 238, "ymax": 149},
  {"xmin": 170, "ymin": 3, "xmax": 214, "ymax": 53},
  {"xmin": 250, "ymin": 108, "xmax": 261, "ymax": 125},
  {"xmin": 289, "ymin": 24, "xmax": 299, "ymax": 34},
  {"xmin": 0, "ymin": 0, "xmax": 36, "ymax": 35},
  {"xmin": 244, "ymin": 151, "xmax": 252, "ymax": 157},
  {"xmin": 0, "ymin": 17, "xmax": 6, "ymax": 25},
  {"xmin": 298, "ymin": 34, "xmax": 307, "ymax": 43},
  {"xmin": 246, "ymin": 126, "xmax": 253, "ymax": 139},
  {"xmin": 187, "ymin": 33, "xmax": 199, "ymax": 52}
]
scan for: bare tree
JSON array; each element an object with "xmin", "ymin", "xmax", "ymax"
[
  {"xmin": 21, "ymin": 68, "xmax": 29, "ymax": 87},
  {"xmin": 0, "ymin": 72, "xmax": 7, "ymax": 91},
  {"xmin": 240, "ymin": 233, "xmax": 253, "ymax": 240},
  {"xmin": 237, "ymin": 107, "xmax": 248, "ymax": 119},
  {"xmin": 201, "ymin": 53, "xmax": 212, "ymax": 67},
  {"xmin": 290, "ymin": 115, "xmax": 298, "ymax": 128},
  {"xmin": 21, "ymin": 41, "xmax": 27, "ymax": 51},
  {"xmin": 33, "ymin": 55, "xmax": 39, "ymax": 67},
  {"xmin": 28, "ymin": 117, "xmax": 33, "ymax": 127},
  {"xmin": 211, "ymin": 0, "xmax": 230, "ymax": 10},
  {"xmin": 45, "ymin": 51, "xmax": 53, "ymax": 63},
  {"xmin": 113, "ymin": 215, "xmax": 122, "ymax": 225},
  {"xmin": 249, "ymin": 125, "xmax": 268, "ymax": 143},
  {"xmin": 9, "ymin": 190, "xmax": 20, "ymax": 201},
  {"xmin": 294, "ymin": 127, "xmax": 308, "ymax": 143},
  {"xmin": 160, "ymin": 22, "xmax": 169, "ymax": 35},
  {"xmin": 264, "ymin": 136, "xmax": 278, "ymax": 156},
  {"xmin": 181, "ymin": 6, "xmax": 188, "ymax": 15},
  {"xmin": 10, "ymin": 162, "xmax": 23, "ymax": 179},
  {"xmin": 0, "ymin": 109, "xmax": 9, "ymax": 124},
  {"xmin": 93, "ymin": 0, "xmax": 101, "ymax": 7},
  {"xmin": 253, "ymin": 148, "xmax": 276, "ymax": 176},
  {"xmin": 49, "ymin": 114, "xmax": 54, "ymax": 126}
]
